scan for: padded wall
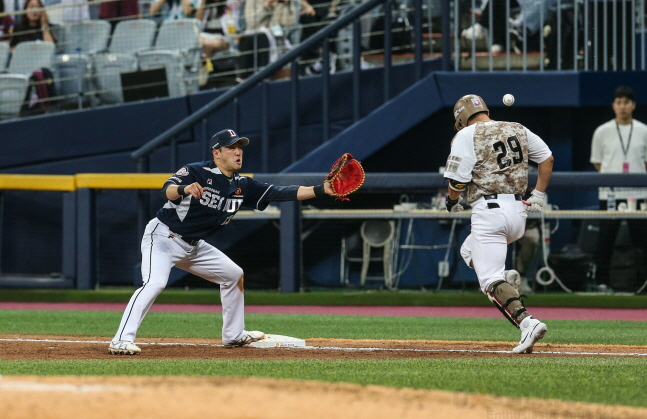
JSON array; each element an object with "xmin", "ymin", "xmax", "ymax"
[{"xmin": 1, "ymin": 68, "xmax": 646, "ymax": 287}]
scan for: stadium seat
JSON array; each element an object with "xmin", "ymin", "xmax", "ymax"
[
  {"xmin": 137, "ymin": 19, "xmax": 202, "ymax": 97},
  {"xmin": 108, "ymin": 19, "xmax": 157, "ymax": 54},
  {"xmin": 0, "ymin": 42, "xmax": 9, "ymax": 70},
  {"xmin": 0, "ymin": 74, "xmax": 30, "ymax": 120},
  {"xmin": 7, "ymin": 41, "xmax": 56, "ymax": 76},
  {"xmin": 53, "ymin": 53, "xmax": 95, "ymax": 107},
  {"xmin": 93, "ymin": 20, "xmax": 157, "ymax": 104},
  {"xmin": 61, "ymin": 20, "xmax": 111, "ymax": 55},
  {"xmin": 53, "ymin": 21, "xmax": 112, "ymax": 107}
]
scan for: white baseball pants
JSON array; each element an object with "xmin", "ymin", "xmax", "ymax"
[
  {"xmin": 113, "ymin": 218, "xmax": 247, "ymax": 344},
  {"xmin": 460, "ymin": 194, "xmax": 528, "ymax": 293}
]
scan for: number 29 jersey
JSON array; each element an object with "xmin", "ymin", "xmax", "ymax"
[{"xmin": 444, "ymin": 120, "xmax": 552, "ymax": 204}]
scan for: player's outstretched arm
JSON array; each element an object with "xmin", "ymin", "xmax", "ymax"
[{"xmin": 296, "ymin": 183, "xmax": 334, "ymax": 200}]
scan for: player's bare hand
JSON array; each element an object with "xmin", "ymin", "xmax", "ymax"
[
  {"xmin": 184, "ymin": 182, "xmax": 207, "ymax": 199},
  {"xmin": 323, "ymin": 182, "xmax": 334, "ymax": 196}
]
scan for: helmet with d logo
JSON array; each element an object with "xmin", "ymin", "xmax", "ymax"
[{"xmin": 453, "ymin": 94, "xmax": 489, "ymax": 131}]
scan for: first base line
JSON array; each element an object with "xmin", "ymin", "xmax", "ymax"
[{"xmin": 1, "ymin": 338, "xmax": 646, "ymax": 357}]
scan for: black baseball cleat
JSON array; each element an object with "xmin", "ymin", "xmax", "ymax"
[{"xmin": 223, "ymin": 331, "xmax": 265, "ymax": 348}]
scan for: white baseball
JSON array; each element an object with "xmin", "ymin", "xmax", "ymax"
[{"xmin": 503, "ymin": 94, "xmax": 515, "ymax": 106}]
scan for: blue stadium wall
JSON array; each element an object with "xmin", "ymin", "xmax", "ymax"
[{"xmin": 2, "ymin": 68, "xmax": 646, "ymax": 289}]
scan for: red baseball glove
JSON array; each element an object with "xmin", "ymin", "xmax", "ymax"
[{"xmin": 324, "ymin": 153, "xmax": 365, "ymax": 200}]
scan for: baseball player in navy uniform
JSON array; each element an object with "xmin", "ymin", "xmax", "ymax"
[
  {"xmin": 443, "ymin": 95, "xmax": 554, "ymax": 354},
  {"xmin": 109, "ymin": 129, "xmax": 334, "ymax": 355}
]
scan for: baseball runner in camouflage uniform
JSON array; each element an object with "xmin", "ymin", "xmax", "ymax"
[
  {"xmin": 109, "ymin": 129, "xmax": 334, "ymax": 355},
  {"xmin": 443, "ymin": 95, "xmax": 554, "ymax": 354}
]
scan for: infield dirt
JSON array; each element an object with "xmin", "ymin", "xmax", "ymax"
[
  {"xmin": 1, "ymin": 335, "xmax": 646, "ymax": 419},
  {"xmin": 1, "ymin": 335, "xmax": 647, "ymax": 360}
]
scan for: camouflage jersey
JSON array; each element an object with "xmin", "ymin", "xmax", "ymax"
[{"xmin": 443, "ymin": 120, "xmax": 552, "ymax": 205}]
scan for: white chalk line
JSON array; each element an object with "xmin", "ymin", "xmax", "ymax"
[
  {"xmin": 0, "ymin": 380, "xmax": 133, "ymax": 393},
  {"xmin": 1, "ymin": 338, "xmax": 646, "ymax": 357}
]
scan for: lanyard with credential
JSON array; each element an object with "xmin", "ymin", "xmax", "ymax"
[{"xmin": 615, "ymin": 121, "xmax": 633, "ymax": 173}]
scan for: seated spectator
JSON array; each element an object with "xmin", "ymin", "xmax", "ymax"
[
  {"xmin": 99, "ymin": 0, "xmax": 139, "ymax": 33},
  {"xmin": 461, "ymin": 0, "xmax": 556, "ymax": 54},
  {"xmin": 543, "ymin": 0, "xmax": 576, "ymax": 69},
  {"xmin": 151, "ymin": 0, "xmax": 235, "ymax": 59},
  {"xmin": 298, "ymin": 0, "xmax": 342, "ymax": 74},
  {"xmin": 0, "ymin": 0, "xmax": 15, "ymax": 44},
  {"xmin": 243, "ymin": 0, "xmax": 299, "ymax": 63},
  {"xmin": 196, "ymin": 0, "xmax": 234, "ymax": 56},
  {"xmin": 10, "ymin": 0, "xmax": 56, "ymax": 51},
  {"xmin": 244, "ymin": 0, "xmax": 296, "ymax": 34},
  {"xmin": 235, "ymin": 0, "xmax": 299, "ymax": 80},
  {"xmin": 461, "ymin": 0, "xmax": 521, "ymax": 53},
  {"xmin": 150, "ymin": 0, "xmax": 197, "ymax": 20}
]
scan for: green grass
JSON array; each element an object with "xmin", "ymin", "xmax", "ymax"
[
  {"xmin": 1, "ymin": 288, "xmax": 646, "ymax": 308},
  {"xmin": 1, "ymin": 310, "xmax": 646, "ymax": 345},
  {"xmin": 1, "ymin": 307, "xmax": 646, "ymax": 408},
  {"xmin": 0, "ymin": 358, "xmax": 645, "ymax": 407}
]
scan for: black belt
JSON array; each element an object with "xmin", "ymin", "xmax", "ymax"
[
  {"xmin": 170, "ymin": 233, "xmax": 200, "ymax": 246},
  {"xmin": 483, "ymin": 194, "xmax": 522, "ymax": 201},
  {"xmin": 180, "ymin": 236, "xmax": 201, "ymax": 246}
]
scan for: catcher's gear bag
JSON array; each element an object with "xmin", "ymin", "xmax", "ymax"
[{"xmin": 324, "ymin": 153, "xmax": 365, "ymax": 200}]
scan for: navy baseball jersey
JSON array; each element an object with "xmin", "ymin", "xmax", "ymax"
[{"xmin": 157, "ymin": 160, "xmax": 298, "ymax": 239}]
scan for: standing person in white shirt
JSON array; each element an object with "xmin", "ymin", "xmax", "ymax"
[
  {"xmin": 590, "ymin": 86, "xmax": 647, "ymax": 197},
  {"xmin": 444, "ymin": 94, "xmax": 554, "ymax": 354},
  {"xmin": 590, "ymin": 86, "xmax": 647, "ymax": 286}
]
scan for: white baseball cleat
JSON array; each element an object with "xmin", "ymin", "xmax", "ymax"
[
  {"xmin": 109, "ymin": 340, "xmax": 141, "ymax": 355},
  {"xmin": 223, "ymin": 330, "xmax": 265, "ymax": 348},
  {"xmin": 513, "ymin": 317, "xmax": 547, "ymax": 354},
  {"xmin": 461, "ymin": 23, "xmax": 486, "ymax": 40},
  {"xmin": 504, "ymin": 269, "xmax": 521, "ymax": 290}
]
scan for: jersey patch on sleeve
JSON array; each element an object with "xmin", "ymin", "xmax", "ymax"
[
  {"xmin": 175, "ymin": 167, "xmax": 190, "ymax": 177},
  {"xmin": 445, "ymin": 155, "xmax": 462, "ymax": 173}
]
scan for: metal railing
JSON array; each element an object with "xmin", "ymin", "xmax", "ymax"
[
  {"xmin": 130, "ymin": 0, "xmax": 430, "ymax": 172},
  {"xmin": 126, "ymin": 0, "xmax": 432, "ymax": 235},
  {"xmin": 2, "ymin": 0, "xmax": 645, "ymax": 121},
  {"xmin": 457, "ymin": 0, "xmax": 646, "ymax": 72}
]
